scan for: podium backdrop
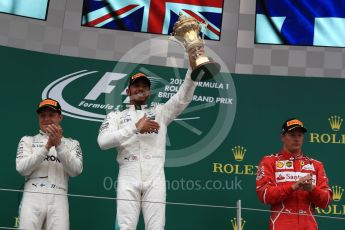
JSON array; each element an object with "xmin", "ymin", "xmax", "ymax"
[{"xmin": 0, "ymin": 45, "xmax": 344, "ymax": 229}]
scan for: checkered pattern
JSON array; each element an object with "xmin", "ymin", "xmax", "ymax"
[
  {"xmin": 1, "ymin": 0, "xmax": 344, "ymax": 77},
  {"xmin": 235, "ymin": 0, "xmax": 345, "ymax": 77},
  {"xmin": 59, "ymin": 0, "xmax": 238, "ymax": 71},
  {"xmin": 0, "ymin": 0, "xmax": 66, "ymax": 54},
  {"xmin": 0, "ymin": 0, "xmax": 238, "ymax": 72}
]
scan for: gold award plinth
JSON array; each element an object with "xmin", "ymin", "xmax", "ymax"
[{"xmin": 170, "ymin": 13, "xmax": 220, "ymax": 81}]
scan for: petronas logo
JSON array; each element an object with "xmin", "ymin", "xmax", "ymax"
[
  {"xmin": 332, "ymin": 185, "xmax": 344, "ymax": 202},
  {"xmin": 232, "ymin": 146, "xmax": 246, "ymax": 162},
  {"xmin": 328, "ymin": 116, "xmax": 343, "ymax": 131},
  {"xmin": 231, "ymin": 217, "xmax": 246, "ymax": 230}
]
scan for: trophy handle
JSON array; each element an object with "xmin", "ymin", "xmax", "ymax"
[
  {"xmin": 169, "ymin": 35, "xmax": 187, "ymax": 50},
  {"xmin": 200, "ymin": 22, "xmax": 207, "ymax": 43}
]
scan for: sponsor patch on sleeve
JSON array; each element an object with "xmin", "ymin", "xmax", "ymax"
[{"xmin": 256, "ymin": 165, "xmax": 265, "ymax": 181}]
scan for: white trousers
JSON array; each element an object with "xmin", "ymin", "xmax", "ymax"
[
  {"xmin": 115, "ymin": 171, "xmax": 166, "ymax": 230},
  {"xmin": 19, "ymin": 183, "xmax": 69, "ymax": 230}
]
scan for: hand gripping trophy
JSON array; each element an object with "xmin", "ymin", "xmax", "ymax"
[{"xmin": 170, "ymin": 13, "xmax": 221, "ymax": 81}]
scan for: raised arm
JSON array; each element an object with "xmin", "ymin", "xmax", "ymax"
[{"xmin": 160, "ymin": 68, "xmax": 197, "ymax": 124}]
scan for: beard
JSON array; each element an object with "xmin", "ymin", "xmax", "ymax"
[{"xmin": 129, "ymin": 92, "xmax": 149, "ymax": 105}]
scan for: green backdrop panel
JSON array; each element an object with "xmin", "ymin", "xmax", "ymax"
[{"xmin": 0, "ymin": 46, "xmax": 344, "ymax": 230}]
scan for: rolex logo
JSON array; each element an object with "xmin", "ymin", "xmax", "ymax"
[
  {"xmin": 232, "ymin": 146, "xmax": 246, "ymax": 162},
  {"xmin": 309, "ymin": 115, "xmax": 345, "ymax": 144},
  {"xmin": 231, "ymin": 217, "xmax": 246, "ymax": 230},
  {"xmin": 332, "ymin": 185, "xmax": 344, "ymax": 202},
  {"xmin": 328, "ymin": 116, "xmax": 343, "ymax": 131}
]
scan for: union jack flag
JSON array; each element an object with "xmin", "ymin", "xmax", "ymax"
[{"xmin": 81, "ymin": 0, "xmax": 224, "ymax": 40}]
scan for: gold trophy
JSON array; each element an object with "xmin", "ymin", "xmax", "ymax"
[{"xmin": 170, "ymin": 13, "xmax": 221, "ymax": 81}]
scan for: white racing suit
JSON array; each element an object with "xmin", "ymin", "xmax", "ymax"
[
  {"xmin": 98, "ymin": 69, "xmax": 197, "ymax": 230},
  {"xmin": 16, "ymin": 131, "xmax": 83, "ymax": 230}
]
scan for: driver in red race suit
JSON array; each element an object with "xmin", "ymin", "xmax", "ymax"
[{"xmin": 256, "ymin": 118, "xmax": 332, "ymax": 230}]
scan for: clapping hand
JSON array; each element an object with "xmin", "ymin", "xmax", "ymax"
[
  {"xmin": 45, "ymin": 124, "xmax": 63, "ymax": 150},
  {"xmin": 291, "ymin": 174, "xmax": 315, "ymax": 192}
]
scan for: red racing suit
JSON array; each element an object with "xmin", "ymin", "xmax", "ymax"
[{"xmin": 256, "ymin": 150, "xmax": 332, "ymax": 230}]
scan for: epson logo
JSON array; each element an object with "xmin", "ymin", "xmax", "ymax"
[{"xmin": 45, "ymin": 155, "xmax": 60, "ymax": 163}]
